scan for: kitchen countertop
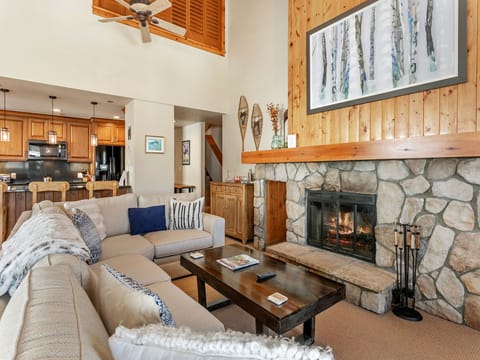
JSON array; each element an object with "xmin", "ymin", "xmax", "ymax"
[{"xmin": 4, "ymin": 181, "xmax": 130, "ymax": 193}]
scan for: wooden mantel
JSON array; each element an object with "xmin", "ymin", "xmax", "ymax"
[{"xmin": 242, "ymin": 132, "xmax": 480, "ymax": 164}]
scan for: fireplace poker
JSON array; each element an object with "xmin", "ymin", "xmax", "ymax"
[{"xmin": 394, "ymin": 222, "xmax": 400, "ymax": 291}]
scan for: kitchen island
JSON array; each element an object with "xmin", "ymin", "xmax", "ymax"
[{"xmin": 3, "ymin": 182, "xmax": 131, "ymax": 238}]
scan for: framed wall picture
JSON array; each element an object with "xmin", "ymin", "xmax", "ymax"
[
  {"xmin": 307, "ymin": 0, "xmax": 467, "ymax": 114},
  {"xmin": 182, "ymin": 140, "xmax": 190, "ymax": 165},
  {"xmin": 145, "ymin": 135, "xmax": 165, "ymax": 153}
]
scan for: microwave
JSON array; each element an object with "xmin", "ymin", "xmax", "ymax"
[{"xmin": 28, "ymin": 140, "xmax": 68, "ymax": 160}]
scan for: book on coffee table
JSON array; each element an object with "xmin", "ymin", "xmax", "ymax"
[{"xmin": 216, "ymin": 254, "xmax": 260, "ymax": 271}]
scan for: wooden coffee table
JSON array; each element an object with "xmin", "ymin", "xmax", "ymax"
[{"xmin": 180, "ymin": 244, "xmax": 345, "ymax": 344}]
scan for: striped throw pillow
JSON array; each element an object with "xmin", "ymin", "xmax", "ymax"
[{"xmin": 169, "ymin": 197, "xmax": 204, "ymax": 230}]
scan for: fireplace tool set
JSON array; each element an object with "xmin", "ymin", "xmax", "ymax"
[{"xmin": 392, "ymin": 223, "xmax": 423, "ymax": 321}]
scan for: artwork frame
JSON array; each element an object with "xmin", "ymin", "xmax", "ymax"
[
  {"xmin": 145, "ymin": 135, "xmax": 165, "ymax": 154},
  {"xmin": 307, "ymin": 0, "xmax": 467, "ymax": 114},
  {"xmin": 182, "ymin": 140, "xmax": 190, "ymax": 165}
]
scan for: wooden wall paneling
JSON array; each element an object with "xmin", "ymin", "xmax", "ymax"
[
  {"xmin": 348, "ymin": 105, "xmax": 360, "ymax": 143},
  {"xmin": 289, "ymin": 0, "xmax": 307, "ymax": 145},
  {"xmin": 358, "ymin": 103, "xmax": 370, "ymax": 142},
  {"xmin": 338, "ymin": 107, "xmax": 350, "ymax": 143},
  {"xmin": 265, "ymin": 181, "xmax": 286, "ymax": 246},
  {"xmin": 457, "ymin": 0, "xmax": 477, "ymax": 133},
  {"xmin": 423, "ymin": 90, "xmax": 440, "ymax": 136},
  {"xmin": 394, "ymin": 95, "xmax": 409, "ymax": 139},
  {"xmin": 478, "ymin": 0, "xmax": 480, "ymax": 130},
  {"xmin": 408, "ymin": 92, "xmax": 424, "ymax": 137},
  {"xmin": 439, "ymin": 86, "xmax": 458, "ymax": 135},
  {"xmin": 370, "ymin": 101, "xmax": 382, "ymax": 141},
  {"xmin": 381, "ymin": 98, "xmax": 395, "ymax": 140}
]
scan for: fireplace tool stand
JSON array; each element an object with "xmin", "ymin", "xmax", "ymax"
[{"xmin": 392, "ymin": 223, "xmax": 423, "ymax": 322}]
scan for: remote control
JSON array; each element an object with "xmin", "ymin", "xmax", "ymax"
[{"xmin": 256, "ymin": 271, "xmax": 276, "ymax": 282}]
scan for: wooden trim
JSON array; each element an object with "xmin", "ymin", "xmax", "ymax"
[
  {"xmin": 205, "ymin": 134, "xmax": 222, "ymax": 165},
  {"xmin": 241, "ymin": 132, "xmax": 480, "ymax": 164}
]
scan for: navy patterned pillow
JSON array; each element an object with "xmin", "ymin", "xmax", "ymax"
[
  {"xmin": 71, "ymin": 208, "xmax": 102, "ymax": 264},
  {"xmin": 169, "ymin": 197, "xmax": 204, "ymax": 230},
  {"xmin": 102, "ymin": 264, "xmax": 175, "ymax": 328}
]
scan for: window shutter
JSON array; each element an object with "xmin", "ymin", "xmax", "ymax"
[{"xmin": 92, "ymin": 0, "xmax": 224, "ymax": 55}]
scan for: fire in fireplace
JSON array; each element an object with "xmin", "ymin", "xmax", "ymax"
[{"xmin": 306, "ymin": 190, "xmax": 376, "ymax": 263}]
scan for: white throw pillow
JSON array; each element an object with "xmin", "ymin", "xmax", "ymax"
[
  {"xmin": 169, "ymin": 197, "xmax": 204, "ymax": 230},
  {"xmin": 64, "ymin": 199, "xmax": 107, "ymax": 240},
  {"xmin": 109, "ymin": 324, "xmax": 335, "ymax": 360},
  {"xmin": 99, "ymin": 265, "xmax": 175, "ymax": 335}
]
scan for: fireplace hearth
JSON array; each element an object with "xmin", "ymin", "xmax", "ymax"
[{"xmin": 306, "ymin": 190, "xmax": 376, "ymax": 263}]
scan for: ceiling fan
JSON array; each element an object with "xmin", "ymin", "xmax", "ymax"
[{"xmin": 99, "ymin": 0, "xmax": 186, "ymax": 43}]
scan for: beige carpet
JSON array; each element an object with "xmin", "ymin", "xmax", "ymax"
[{"xmin": 173, "ymin": 275, "xmax": 480, "ymax": 360}]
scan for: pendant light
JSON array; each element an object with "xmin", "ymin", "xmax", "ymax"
[
  {"xmin": 0, "ymin": 89, "xmax": 10, "ymax": 142},
  {"xmin": 48, "ymin": 95, "xmax": 57, "ymax": 145},
  {"xmin": 90, "ymin": 101, "xmax": 98, "ymax": 146}
]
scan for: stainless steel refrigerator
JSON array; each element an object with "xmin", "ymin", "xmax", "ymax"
[{"xmin": 94, "ymin": 145, "xmax": 125, "ymax": 181}]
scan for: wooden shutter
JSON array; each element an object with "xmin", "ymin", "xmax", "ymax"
[{"xmin": 92, "ymin": 0, "xmax": 224, "ymax": 55}]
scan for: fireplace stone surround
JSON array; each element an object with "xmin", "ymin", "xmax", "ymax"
[{"xmin": 253, "ymin": 158, "xmax": 480, "ymax": 331}]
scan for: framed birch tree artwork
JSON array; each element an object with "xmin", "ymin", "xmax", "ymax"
[{"xmin": 307, "ymin": 0, "xmax": 467, "ymax": 114}]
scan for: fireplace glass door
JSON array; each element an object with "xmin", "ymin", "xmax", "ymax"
[{"xmin": 307, "ymin": 191, "xmax": 376, "ymax": 263}]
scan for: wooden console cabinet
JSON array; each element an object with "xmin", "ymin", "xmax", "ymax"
[{"xmin": 210, "ymin": 182, "xmax": 253, "ymax": 244}]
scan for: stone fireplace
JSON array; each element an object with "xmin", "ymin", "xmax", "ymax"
[
  {"xmin": 253, "ymin": 158, "xmax": 480, "ymax": 331},
  {"xmin": 306, "ymin": 190, "xmax": 376, "ymax": 263}
]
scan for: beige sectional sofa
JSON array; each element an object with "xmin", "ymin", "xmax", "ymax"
[{"xmin": 0, "ymin": 191, "xmax": 335, "ymax": 359}]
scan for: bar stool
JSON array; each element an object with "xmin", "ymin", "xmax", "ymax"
[
  {"xmin": 28, "ymin": 181, "xmax": 70, "ymax": 205},
  {"xmin": 85, "ymin": 181, "xmax": 119, "ymax": 199}
]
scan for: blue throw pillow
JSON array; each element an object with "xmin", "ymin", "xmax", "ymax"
[{"xmin": 128, "ymin": 205, "xmax": 167, "ymax": 235}]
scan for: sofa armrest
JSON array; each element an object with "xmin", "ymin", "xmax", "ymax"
[
  {"xmin": 202, "ymin": 213, "xmax": 225, "ymax": 248},
  {"xmin": 7, "ymin": 210, "xmax": 32, "ymax": 241}
]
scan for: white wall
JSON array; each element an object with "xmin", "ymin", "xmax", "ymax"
[
  {"xmin": 181, "ymin": 123, "xmax": 205, "ymax": 196},
  {"xmin": 0, "ymin": 0, "xmax": 228, "ymax": 114},
  {"xmin": 125, "ymin": 100, "xmax": 174, "ymax": 195},
  {"xmin": 174, "ymin": 128, "xmax": 184, "ymax": 183},
  {"xmin": 205, "ymin": 126, "xmax": 222, "ymax": 182},
  {"xmin": 223, "ymin": 0, "xmax": 289, "ymax": 180}
]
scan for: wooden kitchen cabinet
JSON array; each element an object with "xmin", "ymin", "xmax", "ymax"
[
  {"xmin": 29, "ymin": 118, "xmax": 66, "ymax": 141},
  {"xmin": 0, "ymin": 118, "xmax": 27, "ymax": 160},
  {"xmin": 94, "ymin": 120, "xmax": 125, "ymax": 145},
  {"xmin": 67, "ymin": 121, "xmax": 91, "ymax": 162},
  {"xmin": 210, "ymin": 182, "xmax": 253, "ymax": 244}
]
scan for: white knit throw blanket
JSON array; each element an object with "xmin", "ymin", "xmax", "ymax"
[{"xmin": 0, "ymin": 212, "xmax": 90, "ymax": 296}]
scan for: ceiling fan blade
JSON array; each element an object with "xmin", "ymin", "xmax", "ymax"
[
  {"xmin": 148, "ymin": 0, "xmax": 172, "ymax": 15},
  {"xmin": 114, "ymin": 0, "xmax": 131, "ymax": 10},
  {"xmin": 151, "ymin": 17, "xmax": 186, "ymax": 36},
  {"xmin": 99, "ymin": 15, "xmax": 135, "ymax": 23},
  {"xmin": 140, "ymin": 23, "xmax": 152, "ymax": 43}
]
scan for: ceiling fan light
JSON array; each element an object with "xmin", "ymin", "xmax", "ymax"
[
  {"xmin": 90, "ymin": 133, "xmax": 98, "ymax": 147},
  {"xmin": 0, "ymin": 127, "xmax": 10, "ymax": 142},
  {"xmin": 48, "ymin": 130, "xmax": 57, "ymax": 145}
]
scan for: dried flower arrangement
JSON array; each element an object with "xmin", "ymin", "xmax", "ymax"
[{"xmin": 266, "ymin": 103, "xmax": 280, "ymax": 135}]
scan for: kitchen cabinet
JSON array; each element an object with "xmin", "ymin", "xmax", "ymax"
[
  {"xmin": 94, "ymin": 121, "xmax": 125, "ymax": 145},
  {"xmin": 210, "ymin": 182, "xmax": 253, "ymax": 244},
  {"xmin": 29, "ymin": 118, "xmax": 66, "ymax": 141},
  {"xmin": 67, "ymin": 121, "xmax": 91, "ymax": 162},
  {"xmin": 0, "ymin": 118, "xmax": 26, "ymax": 160}
]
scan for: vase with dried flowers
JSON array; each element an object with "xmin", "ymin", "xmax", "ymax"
[{"xmin": 266, "ymin": 103, "xmax": 283, "ymax": 149}]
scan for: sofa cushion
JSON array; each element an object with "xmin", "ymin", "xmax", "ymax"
[
  {"xmin": 0, "ymin": 265, "xmax": 113, "ymax": 360},
  {"xmin": 109, "ymin": 324, "xmax": 334, "ymax": 360},
  {"xmin": 72, "ymin": 208, "xmax": 102, "ymax": 263},
  {"xmin": 128, "ymin": 205, "xmax": 166, "ymax": 235},
  {"xmin": 144, "ymin": 229, "xmax": 213, "ymax": 258},
  {"xmin": 169, "ymin": 197, "xmax": 204, "ymax": 230},
  {"xmin": 147, "ymin": 281, "xmax": 224, "ymax": 332},
  {"xmin": 101, "ymin": 233, "xmax": 155, "ymax": 260},
  {"xmin": 64, "ymin": 198, "xmax": 107, "ymax": 240},
  {"xmin": 138, "ymin": 192, "xmax": 197, "ymax": 228},
  {"xmin": 95, "ymin": 193, "xmax": 138, "ymax": 237},
  {"xmin": 91, "ymin": 254, "xmax": 171, "ymax": 286},
  {"xmin": 99, "ymin": 265, "xmax": 175, "ymax": 335}
]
